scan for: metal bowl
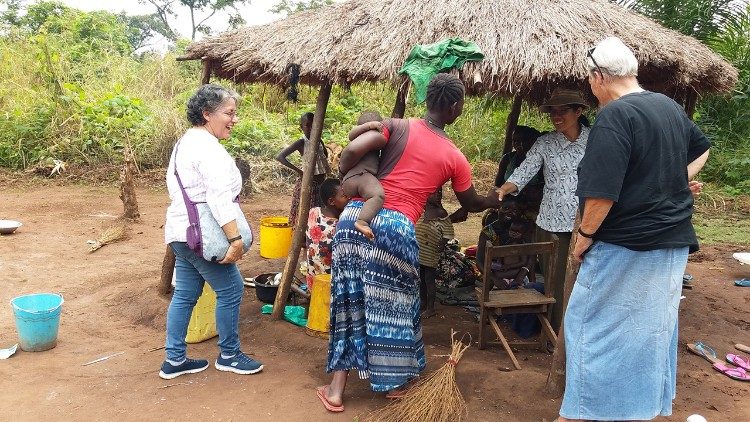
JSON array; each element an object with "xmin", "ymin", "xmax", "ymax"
[{"xmin": 0, "ymin": 220, "xmax": 22, "ymax": 235}]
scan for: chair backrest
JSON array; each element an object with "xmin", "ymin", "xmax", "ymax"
[{"xmin": 481, "ymin": 237, "xmax": 559, "ymax": 300}]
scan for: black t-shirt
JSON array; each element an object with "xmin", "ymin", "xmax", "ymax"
[{"xmin": 576, "ymin": 91, "xmax": 711, "ymax": 252}]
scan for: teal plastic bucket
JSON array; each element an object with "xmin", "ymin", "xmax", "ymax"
[{"xmin": 11, "ymin": 293, "xmax": 64, "ymax": 352}]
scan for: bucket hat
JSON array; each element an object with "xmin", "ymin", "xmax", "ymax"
[{"xmin": 539, "ymin": 88, "xmax": 588, "ymax": 112}]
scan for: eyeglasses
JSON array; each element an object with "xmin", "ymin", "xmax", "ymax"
[
  {"xmin": 222, "ymin": 111, "xmax": 238, "ymax": 118},
  {"xmin": 548, "ymin": 106, "xmax": 573, "ymax": 116},
  {"xmin": 587, "ymin": 47, "xmax": 605, "ymax": 76}
]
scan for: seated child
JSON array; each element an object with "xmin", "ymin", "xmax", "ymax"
[
  {"xmin": 415, "ymin": 188, "xmax": 456, "ymax": 318},
  {"xmin": 339, "ymin": 111, "xmax": 385, "ymax": 240},
  {"xmin": 489, "ymin": 218, "xmax": 535, "ymax": 290},
  {"xmin": 305, "ymin": 178, "xmax": 349, "ymax": 289},
  {"xmin": 476, "ymin": 197, "xmax": 524, "ymax": 268}
]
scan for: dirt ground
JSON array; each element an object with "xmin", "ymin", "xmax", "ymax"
[{"xmin": 0, "ymin": 182, "xmax": 748, "ymax": 422}]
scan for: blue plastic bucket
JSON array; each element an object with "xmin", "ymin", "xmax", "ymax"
[{"xmin": 11, "ymin": 293, "xmax": 64, "ymax": 352}]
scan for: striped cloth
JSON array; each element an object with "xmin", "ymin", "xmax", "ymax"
[
  {"xmin": 415, "ymin": 217, "xmax": 454, "ymax": 268},
  {"xmin": 327, "ymin": 201, "xmax": 426, "ymax": 391}
]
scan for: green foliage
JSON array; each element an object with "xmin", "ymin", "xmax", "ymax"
[
  {"xmin": 269, "ymin": 0, "xmax": 334, "ymax": 15},
  {"xmin": 140, "ymin": 0, "xmax": 249, "ymax": 41}
]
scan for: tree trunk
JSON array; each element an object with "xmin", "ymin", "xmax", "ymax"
[
  {"xmin": 272, "ymin": 81, "xmax": 333, "ymax": 319},
  {"xmin": 503, "ymin": 95, "xmax": 523, "ymax": 156},
  {"xmin": 391, "ymin": 78, "xmax": 410, "ymax": 118},
  {"xmin": 158, "ymin": 246, "xmax": 176, "ymax": 296},
  {"xmin": 545, "ymin": 212, "xmax": 582, "ymax": 396},
  {"xmin": 119, "ymin": 146, "xmax": 140, "ymax": 220},
  {"xmin": 201, "ymin": 59, "xmax": 212, "ymax": 85}
]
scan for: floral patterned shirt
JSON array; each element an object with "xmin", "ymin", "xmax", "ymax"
[{"xmin": 305, "ymin": 207, "xmax": 338, "ymax": 288}]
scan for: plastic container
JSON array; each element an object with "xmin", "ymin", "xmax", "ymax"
[
  {"xmin": 259, "ymin": 216, "xmax": 292, "ymax": 259},
  {"xmin": 306, "ymin": 274, "xmax": 331, "ymax": 336},
  {"xmin": 185, "ymin": 283, "xmax": 217, "ymax": 344},
  {"xmin": 11, "ymin": 293, "xmax": 64, "ymax": 352}
]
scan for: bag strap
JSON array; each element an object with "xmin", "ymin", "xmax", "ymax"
[{"xmin": 173, "ymin": 140, "xmax": 200, "ymax": 226}]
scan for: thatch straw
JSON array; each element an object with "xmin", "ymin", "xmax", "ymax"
[
  {"xmin": 182, "ymin": 0, "xmax": 737, "ymax": 103},
  {"xmin": 89, "ymin": 223, "xmax": 129, "ymax": 253},
  {"xmin": 366, "ymin": 330, "xmax": 471, "ymax": 422}
]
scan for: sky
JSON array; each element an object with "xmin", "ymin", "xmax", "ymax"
[{"xmin": 59, "ymin": 0, "xmax": 282, "ymax": 50}]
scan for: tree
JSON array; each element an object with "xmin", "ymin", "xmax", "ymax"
[
  {"xmin": 269, "ymin": 0, "xmax": 333, "ymax": 15},
  {"xmin": 613, "ymin": 0, "xmax": 747, "ymax": 41},
  {"xmin": 139, "ymin": 0, "xmax": 249, "ymax": 41}
]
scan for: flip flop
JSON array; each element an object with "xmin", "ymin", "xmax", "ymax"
[
  {"xmin": 687, "ymin": 342, "xmax": 722, "ymax": 364},
  {"xmin": 316, "ymin": 386, "xmax": 344, "ymax": 413},
  {"xmin": 734, "ymin": 278, "xmax": 750, "ymax": 287},
  {"xmin": 727, "ymin": 353, "xmax": 750, "ymax": 371},
  {"xmin": 713, "ymin": 362, "xmax": 750, "ymax": 382}
]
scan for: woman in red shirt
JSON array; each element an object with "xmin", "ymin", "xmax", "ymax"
[{"xmin": 317, "ymin": 74, "xmax": 500, "ymax": 412}]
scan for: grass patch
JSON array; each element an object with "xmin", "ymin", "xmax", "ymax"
[{"xmin": 693, "ymin": 212, "xmax": 750, "ymax": 245}]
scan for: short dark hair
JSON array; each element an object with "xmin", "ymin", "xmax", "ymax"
[
  {"xmin": 425, "ymin": 73, "xmax": 465, "ymax": 112},
  {"xmin": 319, "ymin": 178, "xmax": 341, "ymax": 204},
  {"xmin": 186, "ymin": 84, "xmax": 239, "ymax": 126},
  {"xmin": 300, "ymin": 112, "xmax": 314, "ymax": 126},
  {"xmin": 357, "ymin": 111, "xmax": 382, "ymax": 125},
  {"xmin": 513, "ymin": 125, "xmax": 542, "ymax": 149}
]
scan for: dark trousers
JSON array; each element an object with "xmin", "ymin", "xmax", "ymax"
[{"xmin": 534, "ymin": 227, "xmax": 571, "ymax": 333}]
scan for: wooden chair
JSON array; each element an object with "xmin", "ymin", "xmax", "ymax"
[{"xmin": 477, "ymin": 238, "xmax": 558, "ymax": 370}]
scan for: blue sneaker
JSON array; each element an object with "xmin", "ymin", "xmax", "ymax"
[
  {"xmin": 158, "ymin": 358, "xmax": 209, "ymax": 380},
  {"xmin": 215, "ymin": 352, "xmax": 263, "ymax": 375}
]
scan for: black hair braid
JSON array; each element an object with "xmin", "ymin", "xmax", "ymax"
[{"xmin": 425, "ymin": 73, "xmax": 465, "ymax": 112}]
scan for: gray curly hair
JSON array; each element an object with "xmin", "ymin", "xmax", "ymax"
[{"xmin": 186, "ymin": 84, "xmax": 240, "ymax": 126}]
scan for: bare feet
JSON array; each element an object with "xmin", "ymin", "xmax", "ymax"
[
  {"xmin": 354, "ymin": 219, "xmax": 375, "ymax": 240},
  {"xmin": 316, "ymin": 385, "xmax": 343, "ymax": 412}
]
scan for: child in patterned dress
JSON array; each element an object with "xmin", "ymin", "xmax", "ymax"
[{"xmin": 305, "ymin": 178, "xmax": 349, "ymax": 289}]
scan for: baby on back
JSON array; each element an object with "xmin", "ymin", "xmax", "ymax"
[{"xmin": 340, "ymin": 111, "xmax": 385, "ymax": 240}]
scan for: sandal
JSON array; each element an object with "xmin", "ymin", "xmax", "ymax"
[
  {"xmin": 713, "ymin": 362, "xmax": 750, "ymax": 382},
  {"xmin": 687, "ymin": 342, "xmax": 721, "ymax": 364},
  {"xmin": 727, "ymin": 353, "xmax": 750, "ymax": 371},
  {"xmin": 316, "ymin": 386, "xmax": 344, "ymax": 412}
]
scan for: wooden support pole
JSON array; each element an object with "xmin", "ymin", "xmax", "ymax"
[
  {"xmin": 391, "ymin": 78, "xmax": 410, "ymax": 118},
  {"xmin": 272, "ymin": 81, "xmax": 333, "ymax": 320},
  {"xmin": 685, "ymin": 90, "xmax": 698, "ymax": 121},
  {"xmin": 545, "ymin": 212, "xmax": 582, "ymax": 396},
  {"xmin": 200, "ymin": 59, "xmax": 212, "ymax": 85},
  {"xmin": 503, "ymin": 95, "xmax": 523, "ymax": 157}
]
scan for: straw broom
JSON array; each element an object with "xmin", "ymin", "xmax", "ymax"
[
  {"xmin": 366, "ymin": 330, "xmax": 471, "ymax": 422},
  {"xmin": 89, "ymin": 223, "xmax": 129, "ymax": 253}
]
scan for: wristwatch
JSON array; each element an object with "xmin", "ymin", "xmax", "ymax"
[{"xmin": 227, "ymin": 235, "xmax": 242, "ymax": 243}]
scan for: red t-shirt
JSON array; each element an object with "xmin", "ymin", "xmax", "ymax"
[{"xmin": 376, "ymin": 118, "xmax": 473, "ymax": 223}]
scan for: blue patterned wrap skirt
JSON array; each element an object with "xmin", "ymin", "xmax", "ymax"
[{"xmin": 326, "ymin": 201, "xmax": 426, "ymax": 392}]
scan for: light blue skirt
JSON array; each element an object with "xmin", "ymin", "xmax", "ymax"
[{"xmin": 560, "ymin": 241, "xmax": 688, "ymax": 420}]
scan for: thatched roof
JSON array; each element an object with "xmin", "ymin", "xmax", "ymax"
[{"xmin": 182, "ymin": 0, "xmax": 737, "ymax": 103}]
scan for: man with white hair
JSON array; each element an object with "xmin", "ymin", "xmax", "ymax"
[{"xmin": 557, "ymin": 37, "xmax": 711, "ymax": 421}]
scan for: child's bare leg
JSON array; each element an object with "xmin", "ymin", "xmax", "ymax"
[
  {"xmin": 421, "ymin": 265, "xmax": 437, "ymax": 318},
  {"xmin": 353, "ymin": 174, "xmax": 384, "ymax": 240}
]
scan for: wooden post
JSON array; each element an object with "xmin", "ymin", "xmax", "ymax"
[
  {"xmin": 272, "ymin": 81, "xmax": 333, "ymax": 319},
  {"xmin": 545, "ymin": 212, "xmax": 582, "ymax": 396},
  {"xmin": 201, "ymin": 59, "xmax": 212, "ymax": 85},
  {"xmin": 391, "ymin": 78, "xmax": 410, "ymax": 118},
  {"xmin": 503, "ymin": 95, "xmax": 523, "ymax": 156},
  {"xmin": 119, "ymin": 146, "xmax": 140, "ymax": 220},
  {"xmin": 158, "ymin": 246, "xmax": 176, "ymax": 296},
  {"xmin": 685, "ymin": 89, "xmax": 698, "ymax": 121}
]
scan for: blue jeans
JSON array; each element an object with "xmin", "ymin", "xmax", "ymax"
[{"xmin": 166, "ymin": 242, "xmax": 244, "ymax": 361}]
